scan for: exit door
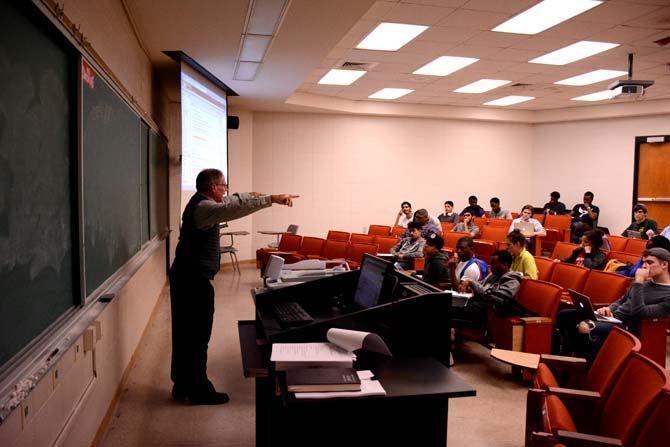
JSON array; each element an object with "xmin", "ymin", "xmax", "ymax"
[{"xmin": 635, "ymin": 137, "xmax": 670, "ymax": 230}]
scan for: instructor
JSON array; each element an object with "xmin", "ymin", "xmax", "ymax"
[{"xmin": 170, "ymin": 168, "xmax": 298, "ymax": 405}]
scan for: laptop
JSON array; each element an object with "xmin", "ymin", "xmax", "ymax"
[
  {"xmin": 568, "ymin": 289, "xmax": 622, "ymax": 324},
  {"xmin": 625, "ymin": 229, "xmax": 643, "ymax": 239},
  {"xmin": 514, "ymin": 221, "xmax": 535, "ymax": 237}
]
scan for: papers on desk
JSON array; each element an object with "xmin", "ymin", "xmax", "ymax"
[
  {"xmin": 271, "ymin": 343, "xmax": 356, "ymax": 370},
  {"xmin": 294, "ymin": 370, "xmax": 387, "ymax": 399}
]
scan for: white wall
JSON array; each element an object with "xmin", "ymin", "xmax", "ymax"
[
  {"xmin": 250, "ymin": 112, "xmax": 534, "ymax": 251},
  {"xmin": 532, "ymin": 115, "xmax": 670, "ymax": 234}
]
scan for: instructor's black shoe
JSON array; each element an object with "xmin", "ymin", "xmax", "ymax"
[
  {"xmin": 171, "ymin": 384, "xmax": 188, "ymax": 401},
  {"xmin": 188, "ymin": 391, "xmax": 230, "ymax": 405}
]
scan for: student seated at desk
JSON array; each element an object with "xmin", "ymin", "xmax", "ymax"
[
  {"xmin": 452, "ymin": 211, "xmax": 479, "ymax": 237},
  {"xmin": 555, "ymin": 229, "xmax": 607, "ymax": 270},
  {"xmin": 394, "ymin": 201, "xmax": 413, "ymax": 228},
  {"xmin": 610, "ymin": 235, "xmax": 670, "ymax": 278},
  {"xmin": 422, "ymin": 233, "xmax": 450, "ymax": 288},
  {"xmin": 488, "ymin": 197, "xmax": 511, "ymax": 219},
  {"xmin": 621, "ymin": 203, "xmax": 658, "ymax": 239},
  {"xmin": 460, "ymin": 195, "xmax": 485, "ymax": 217},
  {"xmin": 389, "ymin": 222, "xmax": 425, "ymax": 269},
  {"xmin": 413, "ymin": 208, "xmax": 442, "ymax": 238},
  {"xmin": 437, "ymin": 200, "xmax": 458, "ymax": 223},
  {"xmin": 447, "ymin": 236, "xmax": 488, "ymax": 291},
  {"xmin": 543, "ymin": 191, "xmax": 567, "ymax": 215},
  {"xmin": 508, "ymin": 204, "xmax": 546, "ymax": 237},
  {"xmin": 506, "ymin": 230, "xmax": 538, "ymax": 280},
  {"xmin": 451, "ymin": 250, "xmax": 526, "ymax": 326}
]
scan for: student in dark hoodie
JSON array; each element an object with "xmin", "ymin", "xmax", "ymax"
[
  {"xmin": 555, "ymin": 229, "xmax": 607, "ymax": 270},
  {"xmin": 421, "ymin": 233, "xmax": 449, "ymax": 288}
]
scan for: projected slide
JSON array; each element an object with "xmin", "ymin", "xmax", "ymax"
[{"xmin": 181, "ymin": 72, "xmax": 228, "ymax": 190}]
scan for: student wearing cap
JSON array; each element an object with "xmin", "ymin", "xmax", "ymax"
[
  {"xmin": 621, "ymin": 203, "xmax": 658, "ymax": 239},
  {"xmin": 422, "ymin": 233, "xmax": 450, "ymax": 288},
  {"xmin": 556, "ymin": 247, "xmax": 670, "ymax": 359}
]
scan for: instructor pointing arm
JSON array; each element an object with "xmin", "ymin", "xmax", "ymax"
[{"xmin": 169, "ymin": 168, "xmax": 298, "ymax": 405}]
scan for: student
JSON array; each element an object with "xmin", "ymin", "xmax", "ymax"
[
  {"xmin": 437, "ymin": 200, "xmax": 458, "ymax": 223},
  {"xmin": 460, "ymin": 195, "xmax": 485, "ymax": 217},
  {"xmin": 506, "ymin": 229, "xmax": 538, "ymax": 279},
  {"xmin": 543, "ymin": 191, "xmax": 567, "ymax": 215},
  {"xmin": 394, "ymin": 201, "xmax": 413, "ymax": 228},
  {"xmin": 613, "ymin": 235, "xmax": 670, "ymax": 278},
  {"xmin": 452, "ymin": 211, "xmax": 479, "ymax": 237},
  {"xmin": 508, "ymin": 205, "xmax": 546, "ymax": 237},
  {"xmin": 389, "ymin": 221, "xmax": 425, "ymax": 269},
  {"xmin": 170, "ymin": 169, "xmax": 297, "ymax": 404},
  {"xmin": 621, "ymin": 203, "xmax": 658, "ymax": 239},
  {"xmin": 413, "ymin": 208, "xmax": 442, "ymax": 238},
  {"xmin": 569, "ymin": 191, "xmax": 599, "ymax": 243},
  {"xmin": 447, "ymin": 236, "xmax": 488, "ymax": 290},
  {"xmin": 555, "ymin": 229, "xmax": 607, "ymax": 270},
  {"xmin": 452, "ymin": 250, "xmax": 525, "ymax": 325},
  {"xmin": 488, "ymin": 197, "xmax": 511, "ymax": 219},
  {"xmin": 422, "ymin": 233, "xmax": 449, "ymax": 288},
  {"xmin": 556, "ymin": 248, "xmax": 670, "ymax": 359}
]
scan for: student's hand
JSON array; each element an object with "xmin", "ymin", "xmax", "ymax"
[
  {"xmin": 397, "ymin": 209, "xmax": 404, "ymax": 217},
  {"xmin": 646, "ymin": 229, "xmax": 656, "ymax": 238},
  {"xmin": 635, "ymin": 268, "xmax": 649, "ymax": 283},
  {"xmin": 397, "ymin": 254, "xmax": 404, "ymax": 260},
  {"xmin": 271, "ymin": 194, "xmax": 300, "ymax": 207},
  {"xmin": 577, "ymin": 321, "xmax": 592, "ymax": 334},
  {"xmin": 553, "ymin": 258, "xmax": 561, "ymax": 263},
  {"xmin": 597, "ymin": 307, "xmax": 613, "ymax": 317},
  {"xmin": 458, "ymin": 280, "xmax": 471, "ymax": 293},
  {"xmin": 584, "ymin": 245, "xmax": 592, "ymax": 254}
]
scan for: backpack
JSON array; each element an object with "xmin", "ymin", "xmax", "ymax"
[{"xmin": 459, "ymin": 257, "xmax": 488, "ymax": 281}]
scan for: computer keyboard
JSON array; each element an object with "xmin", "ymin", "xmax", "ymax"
[
  {"xmin": 271, "ymin": 301, "xmax": 314, "ymax": 327},
  {"xmin": 403, "ymin": 283, "xmax": 435, "ymax": 296}
]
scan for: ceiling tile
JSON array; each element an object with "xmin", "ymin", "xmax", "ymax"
[
  {"xmin": 400, "ymin": 0, "xmax": 469, "ymax": 7},
  {"xmin": 540, "ymin": 20, "xmax": 615, "ymax": 40},
  {"xmin": 633, "ymin": 30, "xmax": 670, "ymax": 48},
  {"xmin": 577, "ymin": 1, "xmax": 662, "ymax": 24},
  {"xmin": 384, "ymin": 2, "xmax": 456, "ymax": 25},
  {"xmin": 510, "ymin": 36, "xmax": 577, "ymax": 52},
  {"xmin": 587, "ymin": 25, "xmax": 663, "ymax": 45},
  {"xmin": 464, "ymin": 31, "xmax": 530, "ymax": 48},
  {"xmin": 436, "ymin": 9, "xmax": 511, "ymax": 30},
  {"xmin": 336, "ymin": 20, "xmax": 379, "ymax": 48},
  {"xmin": 623, "ymin": 6, "xmax": 670, "ymax": 27},
  {"xmin": 461, "ymin": 0, "xmax": 537, "ymax": 14},
  {"xmin": 363, "ymin": 1, "xmax": 397, "ymax": 20},
  {"xmin": 487, "ymin": 47, "xmax": 542, "ymax": 62},
  {"xmin": 419, "ymin": 26, "xmax": 482, "ymax": 44}
]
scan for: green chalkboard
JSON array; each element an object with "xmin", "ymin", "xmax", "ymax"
[
  {"xmin": 141, "ymin": 122, "xmax": 149, "ymax": 244},
  {"xmin": 0, "ymin": 0, "xmax": 77, "ymax": 368},
  {"xmin": 83, "ymin": 72, "xmax": 142, "ymax": 296},
  {"xmin": 149, "ymin": 130, "xmax": 169, "ymax": 238}
]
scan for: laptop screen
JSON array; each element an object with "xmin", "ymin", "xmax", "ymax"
[{"xmin": 353, "ymin": 255, "xmax": 390, "ymax": 309}]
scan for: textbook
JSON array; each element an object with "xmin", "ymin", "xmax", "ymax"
[
  {"xmin": 271, "ymin": 328, "xmax": 392, "ymax": 371},
  {"xmin": 294, "ymin": 370, "xmax": 387, "ymax": 399},
  {"xmin": 286, "ymin": 367, "xmax": 361, "ymax": 392}
]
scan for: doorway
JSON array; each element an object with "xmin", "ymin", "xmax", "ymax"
[{"xmin": 634, "ymin": 136, "xmax": 670, "ymax": 230}]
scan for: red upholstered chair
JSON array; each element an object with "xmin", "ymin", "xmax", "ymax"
[
  {"xmin": 480, "ymin": 225, "xmax": 509, "ymax": 243},
  {"xmin": 317, "ymin": 239, "xmax": 348, "ymax": 261},
  {"xmin": 350, "ymin": 233, "xmax": 375, "ymax": 244},
  {"xmin": 473, "ymin": 216, "xmax": 488, "ymax": 228},
  {"xmin": 550, "ymin": 242, "xmax": 579, "ymax": 260},
  {"xmin": 256, "ymin": 233, "xmax": 302, "ymax": 272},
  {"xmin": 633, "ymin": 386, "xmax": 670, "ymax": 447},
  {"xmin": 639, "ymin": 317, "xmax": 670, "ymax": 368},
  {"xmin": 544, "ymin": 215, "xmax": 571, "ymax": 242},
  {"xmin": 326, "ymin": 230, "xmax": 350, "ymax": 242},
  {"xmin": 606, "ymin": 234, "xmax": 628, "ymax": 252},
  {"xmin": 368, "ymin": 225, "xmax": 391, "ymax": 236},
  {"xmin": 607, "ymin": 250, "xmax": 641, "ymax": 265},
  {"xmin": 534, "ymin": 256, "xmax": 556, "ymax": 282},
  {"xmin": 488, "ymin": 218, "xmax": 512, "ymax": 227},
  {"xmin": 283, "ymin": 237, "xmax": 325, "ymax": 263},
  {"xmin": 472, "ymin": 240, "xmax": 497, "ymax": 265},
  {"xmin": 390, "ymin": 226, "xmax": 406, "ymax": 237},
  {"xmin": 624, "ymin": 238, "xmax": 647, "ymax": 256},
  {"xmin": 549, "ymin": 263, "xmax": 589, "ymax": 294},
  {"xmin": 488, "ymin": 279, "xmax": 563, "ymax": 355},
  {"xmin": 511, "ymin": 212, "xmax": 519, "ymax": 219},
  {"xmin": 373, "ymin": 235, "xmax": 399, "ymax": 254},
  {"xmin": 533, "ymin": 213, "xmax": 546, "ymax": 225},
  {"xmin": 440, "ymin": 222, "xmax": 454, "ymax": 234},
  {"xmin": 540, "ymin": 229, "xmax": 564, "ymax": 256},
  {"xmin": 581, "ymin": 270, "xmax": 630, "ymax": 308},
  {"xmin": 443, "ymin": 232, "xmax": 470, "ymax": 251},
  {"xmin": 414, "ymin": 257, "xmax": 425, "ymax": 271},
  {"xmin": 345, "ymin": 242, "xmax": 378, "ymax": 269}
]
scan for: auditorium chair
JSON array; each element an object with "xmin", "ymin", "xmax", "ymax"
[
  {"xmin": 532, "ymin": 213, "xmax": 546, "ymax": 224},
  {"xmin": 544, "ymin": 215, "xmax": 571, "ymax": 241},
  {"xmin": 480, "ymin": 225, "xmax": 509, "ymax": 243},
  {"xmin": 345, "ymin": 242, "xmax": 378, "ymax": 269},
  {"xmin": 606, "ymin": 234, "xmax": 628, "ymax": 252},
  {"xmin": 440, "ymin": 222, "xmax": 454, "ymax": 234},
  {"xmin": 632, "ymin": 386, "xmax": 670, "ymax": 447},
  {"xmin": 282, "ymin": 237, "xmax": 325, "ymax": 263},
  {"xmin": 533, "ymin": 257, "xmax": 556, "ymax": 282},
  {"xmin": 413, "ymin": 257, "xmax": 425, "ymax": 272},
  {"xmin": 580, "ymin": 270, "xmax": 630, "ymax": 308},
  {"xmin": 624, "ymin": 238, "xmax": 647, "ymax": 256},
  {"xmin": 527, "ymin": 353, "xmax": 669, "ymax": 447},
  {"xmin": 255, "ymin": 233, "xmax": 302, "ymax": 273},
  {"xmin": 488, "ymin": 279, "xmax": 562, "ymax": 355},
  {"xmin": 488, "ymin": 218, "xmax": 512, "ymax": 227},
  {"xmin": 315, "ymin": 239, "xmax": 348, "ymax": 261},
  {"xmin": 373, "ymin": 235, "xmax": 399, "ymax": 254},
  {"xmin": 368, "ymin": 224, "xmax": 391, "ymax": 236},
  {"xmin": 443, "ymin": 231, "xmax": 470, "ymax": 251},
  {"xmin": 390, "ymin": 226, "xmax": 406, "ymax": 237},
  {"xmin": 472, "ymin": 239, "xmax": 497, "ymax": 265},
  {"xmin": 550, "ymin": 242, "xmax": 579, "ymax": 260},
  {"xmin": 639, "ymin": 317, "xmax": 670, "ymax": 368},
  {"xmin": 350, "ymin": 233, "xmax": 375, "ymax": 244},
  {"xmin": 606, "ymin": 250, "xmax": 640, "ymax": 265},
  {"xmin": 326, "ymin": 230, "xmax": 350, "ymax": 242},
  {"xmin": 549, "ymin": 263, "xmax": 589, "ymax": 296},
  {"xmin": 474, "ymin": 216, "xmax": 488, "ymax": 228}
]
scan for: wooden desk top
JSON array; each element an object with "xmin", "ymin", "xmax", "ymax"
[
  {"xmin": 490, "ymin": 348, "xmax": 540, "ymax": 370},
  {"xmin": 221, "ymin": 230, "xmax": 250, "ymax": 236},
  {"xmin": 258, "ymin": 230, "xmax": 284, "ymax": 235}
]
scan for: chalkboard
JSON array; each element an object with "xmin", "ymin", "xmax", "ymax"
[
  {"xmin": 83, "ymin": 71, "xmax": 142, "ymax": 296},
  {"xmin": 0, "ymin": 0, "xmax": 77, "ymax": 368},
  {"xmin": 149, "ymin": 130, "xmax": 169, "ymax": 238},
  {"xmin": 141, "ymin": 122, "xmax": 149, "ymax": 244}
]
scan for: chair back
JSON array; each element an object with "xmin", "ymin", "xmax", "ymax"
[
  {"xmin": 581, "ymin": 270, "xmax": 630, "ymax": 307},
  {"xmin": 549, "ymin": 262, "xmax": 589, "ymax": 292},
  {"xmin": 585, "ymin": 327, "xmax": 641, "ymax": 397},
  {"xmin": 516, "ymin": 279, "xmax": 562, "ymax": 318},
  {"xmin": 368, "ymin": 225, "xmax": 391, "ymax": 236},
  {"xmin": 297, "ymin": 237, "xmax": 325, "ymax": 257},
  {"xmin": 544, "ymin": 214, "xmax": 571, "ymax": 231},
  {"xmin": 440, "ymin": 222, "xmax": 454, "ymax": 234},
  {"xmin": 320, "ymin": 240, "xmax": 348, "ymax": 259},
  {"xmin": 607, "ymin": 250, "xmax": 641, "ymax": 265},
  {"xmin": 472, "ymin": 240, "xmax": 497, "ymax": 265},
  {"xmin": 443, "ymin": 232, "xmax": 470, "ymax": 250},
  {"xmin": 350, "ymin": 233, "xmax": 375, "ymax": 244},
  {"xmin": 326, "ymin": 230, "xmax": 350, "ymax": 242},
  {"xmin": 473, "ymin": 217, "xmax": 488, "ymax": 228},
  {"xmin": 625, "ymin": 238, "xmax": 647, "ymax": 256},
  {"xmin": 345, "ymin": 242, "xmax": 379, "ymax": 265},
  {"xmin": 550, "ymin": 242, "xmax": 579, "ymax": 260},
  {"xmin": 277, "ymin": 233, "xmax": 302, "ymax": 251},
  {"xmin": 488, "ymin": 218, "xmax": 511, "ymax": 227},
  {"xmin": 634, "ymin": 387, "xmax": 670, "ymax": 447},
  {"xmin": 391, "ymin": 226, "xmax": 406, "ymax": 237},
  {"xmin": 600, "ymin": 353, "xmax": 669, "ymax": 444},
  {"xmin": 286, "ymin": 224, "xmax": 299, "ymax": 234},
  {"xmin": 480, "ymin": 225, "xmax": 509, "ymax": 243},
  {"xmin": 374, "ymin": 236, "xmax": 399, "ymax": 254},
  {"xmin": 532, "ymin": 213, "xmax": 546, "ymax": 224},
  {"xmin": 533, "ymin": 256, "xmax": 556, "ymax": 282},
  {"xmin": 607, "ymin": 234, "xmax": 629, "ymax": 252}
]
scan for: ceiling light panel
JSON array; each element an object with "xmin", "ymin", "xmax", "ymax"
[
  {"xmin": 484, "ymin": 95, "xmax": 534, "ymax": 106},
  {"xmin": 529, "ymin": 41, "xmax": 619, "ymax": 65},
  {"xmin": 234, "ymin": 61, "xmax": 261, "ymax": 81},
  {"xmin": 571, "ymin": 90, "xmax": 616, "ymax": 101},
  {"xmin": 247, "ymin": 0, "xmax": 289, "ymax": 35},
  {"xmin": 493, "ymin": 0, "xmax": 603, "ymax": 35},
  {"xmin": 555, "ymin": 69, "xmax": 628, "ymax": 86},
  {"xmin": 356, "ymin": 23, "xmax": 429, "ymax": 51},
  {"xmin": 413, "ymin": 56, "xmax": 479, "ymax": 76},
  {"xmin": 239, "ymin": 35, "xmax": 272, "ymax": 62},
  {"xmin": 318, "ymin": 69, "xmax": 367, "ymax": 85},
  {"xmin": 368, "ymin": 88, "xmax": 414, "ymax": 100},
  {"xmin": 454, "ymin": 79, "xmax": 511, "ymax": 93}
]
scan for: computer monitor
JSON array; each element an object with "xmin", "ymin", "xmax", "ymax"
[{"xmin": 353, "ymin": 254, "xmax": 391, "ymax": 309}]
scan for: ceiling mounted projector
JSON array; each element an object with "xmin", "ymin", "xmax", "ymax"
[{"xmin": 608, "ymin": 53, "xmax": 654, "ymax": 99}]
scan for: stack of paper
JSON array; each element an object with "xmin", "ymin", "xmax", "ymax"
[
  {"xmin": 271, "ymin": 342, "xmax": 356, "ymax": 370},
  {"xmin": 294, "ymin": 370, "xmax": 386, "ymax": 399}
]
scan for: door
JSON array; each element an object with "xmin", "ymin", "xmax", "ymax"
[{"xmin": 636, "ymin": 140, "xmax": 670, "ymax": 230}]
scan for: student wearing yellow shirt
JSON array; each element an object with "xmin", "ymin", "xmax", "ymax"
[{"xmin": 506, "ymin": 229, "xmax": 538, "ymax": 280}]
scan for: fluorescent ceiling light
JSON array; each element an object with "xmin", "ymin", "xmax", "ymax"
[
  {"xmin": 529, "ymin": 41, "xmax": 619, "ymax": 65},
  {"xmin": 454, "ymin": 79, "xmax": 511, "ymax": 93},
  {"xmin": 413, "ymin": 56, "xmax": 479, "ymax": 76},
  {"xmin": 247, "ymin": 0, "xmax": 289, "ymax": 35},
  {"xmin": 571, "ymin": 89, "xmax": 616, "ymax": 101},
  {"xmin": 493, "ymin": 0, "xmax": 602, "ymax": 35},
  {"xmin": 555, "ymin": 69, "xmax": 628, "ymax": 86},
  {"xmin": 356, "ymin": 22, "xmax": 428, "ymax": 51},
  {"xmin": 368, "ymin": 88, "xmax": 414, "ymax": 100},
  {"xmin": 239, "ymin": 34, "xmax": 272, "ymax": 62},
  {"xmin": 484, "ymin": 95, "xmax": 534, "ymax": 106},
  {"xmin": 234, "ymin": 61, "xmax": 261, "ymax": 81},
  {"xmin": 318, "ymin": 69, "xmax": 367, "ymax": 85}
]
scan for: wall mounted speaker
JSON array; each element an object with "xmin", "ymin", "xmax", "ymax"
[{"xmin": 227, "ymin": 115, "xmax": 239, "ymax": 130}]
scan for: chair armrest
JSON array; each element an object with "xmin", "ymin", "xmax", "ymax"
[
  {"xmin": 521, "ymin": 317, "xmax": 553, "ymax": 325},
  {"xmin": 547, "ymin": 387, "xmax": 601, "ymax": 402},
  {"xmin": 540, "ymin": 354, "xmax": 588, "ymax": 365},
  {"xmin": 539, "ymin": 354, "xmax": 588, "ymax": 387},
  {"xmin": 556, "ymin": 430, "xmax": 622, "ymax": 447}
]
